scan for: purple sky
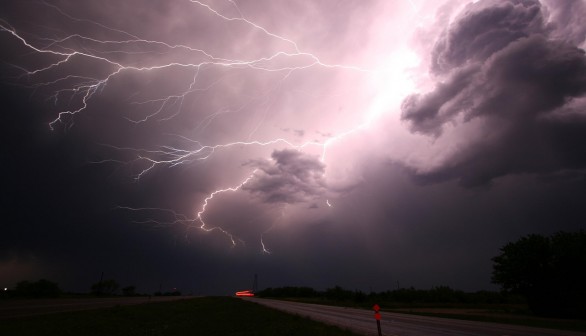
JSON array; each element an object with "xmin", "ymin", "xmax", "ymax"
[{"xmin": 1, "ymin": 0, "xmax": 586, "ymax": 295}]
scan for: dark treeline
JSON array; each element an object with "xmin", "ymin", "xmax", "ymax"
[
  {"xmin": 1, "ymin": 278, "xmax": 154, "ymax": 299},
  {"xmin": 259, "ymin": 231, "xmax": 585, "ymax": 319},
  {"xmin": 7, "ymin": 279, "xmax": 62, "ymax": 298},
  {"xmin": 257, "ymin": 285, "xmax": 522, "ymax": 306}
]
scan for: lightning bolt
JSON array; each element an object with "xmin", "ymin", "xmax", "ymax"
[
  {"xmin": 1, "ymin": 0, "xmax": 416, "ymax": 251},
  {"xmin": 195, "ymin": 170, "xmax": 258, "ymax": 246}
]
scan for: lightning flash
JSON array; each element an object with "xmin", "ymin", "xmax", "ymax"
[{"xmin": 0, "ymin": 0, "xmax": 419, "ymax": 251}]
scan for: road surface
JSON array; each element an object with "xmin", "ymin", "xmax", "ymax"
[
  {"xmin": 0, "ymin": 296, "xmax": 191, "ymax": 319},
  {"xmin": 246, "ymin": 298, "xmax": 586, "ymax": 336}
]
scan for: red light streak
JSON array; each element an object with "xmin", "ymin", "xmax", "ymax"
[{"xmin": 235, "ymin": 290, "xmax": 255, "ymax": 297}]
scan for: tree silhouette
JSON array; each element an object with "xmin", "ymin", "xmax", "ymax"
[
  {"xmin": 91, "ymin": 279, "xmax": 119, "ymax": 296},
  {"xmin": 492, "ymin": 230, "xmax": 586, "ymax": 318},
  {"xmin": 14, "ymin": 279, "xmax": 61, "ymax": 298},
  {"xmin": 122, "ymin": 285, "xmax": 137, "ymax": 296}
]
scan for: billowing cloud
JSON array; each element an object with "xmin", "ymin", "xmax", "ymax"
[
  {"xmin": 543, "ymin": 0, "xmax": 586, "ymax": 47},
  {"xmin": 431, "ymin": 0, "xmax": 545, "ymax": 75},
  {"xmin": 401, "ymin": 0, "xmax": 586, "ymax": 186},
  {"xmin": 243, "ymin": 149, "xmax": 326, "ymax": 204}
]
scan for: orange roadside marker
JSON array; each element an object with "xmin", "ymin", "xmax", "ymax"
[{"xmin": 373, "ymin": 304, "xmax": 382, "ymax": 336}]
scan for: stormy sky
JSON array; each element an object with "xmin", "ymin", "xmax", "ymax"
[{"xmin": 1, "ymin": 0, "xmax": 585, "ymax": 295}]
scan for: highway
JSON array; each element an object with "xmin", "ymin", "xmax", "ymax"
[
  {"xmin": 0, "ymin": 296, "xmax": 190, "ymax": 320},
  {"xmin": 247, "ymin": 298, "xmax": 586, "ymax": 336}
]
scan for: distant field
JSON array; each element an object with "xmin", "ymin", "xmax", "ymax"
[{"xmin": 0, "ymin": 297, "xmax": 361, "ymax": 336}]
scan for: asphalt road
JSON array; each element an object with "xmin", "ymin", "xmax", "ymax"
[
  {"xmin": 0, "ymin": 296, "xmax": 190, "ymax": 319},
  {"xmin": 246, "ymin": 298, "xmax": 586, "ymax": 336}
]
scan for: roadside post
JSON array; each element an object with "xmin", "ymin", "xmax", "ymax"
[{"xmin": 373, "ymin": 304, "xmax": 382, "ymax": 336}]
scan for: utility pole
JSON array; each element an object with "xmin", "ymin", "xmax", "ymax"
[
  {"xmin": 253, "ymin": 274, "xmax": 258, "ymax": 293},
  {"xmin": 97, "ymin": 271, "xmax": 104, "ymax": 296}
]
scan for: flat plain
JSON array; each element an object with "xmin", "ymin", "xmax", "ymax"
[{"xmin": 0, "ymin": 297, "xmax": 360, "ymax": 336}]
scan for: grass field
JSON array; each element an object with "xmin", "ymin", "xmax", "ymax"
[{"xmin": 0, "ymin": 297, "xmax": 360, "ymax": 336}]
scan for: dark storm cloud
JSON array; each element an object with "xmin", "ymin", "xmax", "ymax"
[
  {"xmin": 431, "ymin": 0, "xmax": 545, "ymax": 75},
  {"xmin": 400, "ymin": 65, "xmax": 478, "ymax": 135},
  {"xmin": 401, "ymin": 0, "xmax": 586, "ymax": 186},
  {"xmin": 243, "ymin": 149, "xmax": 326, "ymax": 204},
  {"xmin": 543, "ymin": 0, "xmax": 586, "ymax": 46}
]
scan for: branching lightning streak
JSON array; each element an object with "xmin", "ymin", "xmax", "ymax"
[
  {"xmin": 0, "ymin": 0, "xmax": 406, "ymax": 250},
  {"xmin": 117, "ymin": 205, "xmax": 243, "ymax": 246},
  {"xmin": 196, "ymin": 170, "xmax": 258, "ymax": 246},
  {"xmin": 106, "ymin": 137, "xmax": 324, "ymax": 181}
]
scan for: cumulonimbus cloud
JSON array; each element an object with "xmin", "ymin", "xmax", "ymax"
[
  {"xmin": 399, "ymin": 0, "xmax": 586, "ymax": 186},
  {"xmin": 242, "ymin": 149, "xmax": 327, "ymax": 204}
]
